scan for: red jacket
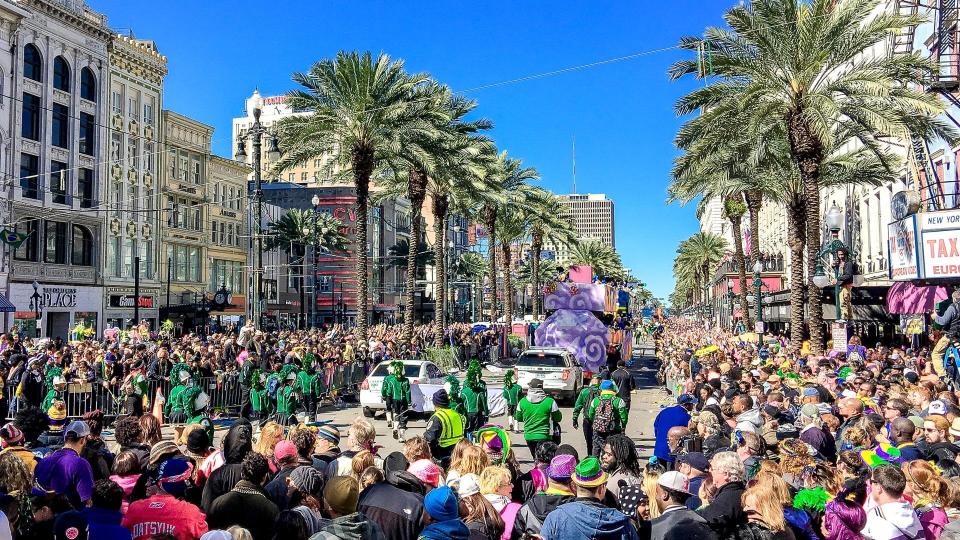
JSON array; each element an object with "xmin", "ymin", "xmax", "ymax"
[{"xmin": 121, "ymin": 493, "xmax": 208, "ymax": 540}]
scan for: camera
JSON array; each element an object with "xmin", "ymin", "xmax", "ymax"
[{"xmin": 674, "ymin": 434, "xmax": 703, "ymax": 455}]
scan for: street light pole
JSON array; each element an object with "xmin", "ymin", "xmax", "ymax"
[
  {"xmin": 813, "ymin": 202, "xmax": 848, "ymax": 321},
  {"xmin": 235, "ymin": 93, "xmax": 280, "ymax": 331},
  {"xmin": 311, "ymin": 194, "xmax": 321, "ymax": 329},
  {"xmin": 753, "ymin": 259, "xmax": 763, "ymax": 341}
]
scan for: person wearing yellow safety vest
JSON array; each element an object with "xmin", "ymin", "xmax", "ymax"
[{"xmin": 424, "ymin": 389, "xmax": 464, "ymax": 468}]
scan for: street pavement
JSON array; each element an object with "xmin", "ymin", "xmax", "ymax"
[{"xmin": 130, "ymin": 343, "xmax": 669, "ymax": 465}]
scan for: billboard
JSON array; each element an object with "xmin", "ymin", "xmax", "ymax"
[{"xmin": 888, "ymin": 215, "xmax": 919, "ymax": 281}]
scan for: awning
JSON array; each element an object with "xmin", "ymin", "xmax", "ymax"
[
  {"xmin": 0, "ymin": 293, "xmax": 15, "ymax": 313},
  {"xmin": 886, "ymin": 282, "xmax": 947, "ymax": 314}
]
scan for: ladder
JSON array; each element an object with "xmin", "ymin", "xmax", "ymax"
[
  {"xmin": 892, "ymin": 0, "xmax": 919, "ymax": 57},
  {"xmin": 910, "ymin": 134, "xmax": 946, "ymax": 210}
]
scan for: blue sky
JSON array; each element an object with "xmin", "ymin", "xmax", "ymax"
[{"xmin": 91, "ymin": 0, "xmax": 735, "ymax": 301}]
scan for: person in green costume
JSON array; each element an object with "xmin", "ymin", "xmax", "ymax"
[
  {"xmin": 501, "ymin": 369, "xmax": 522, "ymax": 433},
  {"xmin": 250, "ymin": 371, "xmax": 270, "ymax": 422},
  {"xmin": 382, "ymin": 361, "xmax": 411, "ymax": 441},
  {"xmin": 515, "ymin": 378, "xmax": 562, "ymax": 458},
  {"xmin": 586, "ymin": 379, "xmax": 629, "ymax": 457},
  {"xmin": 275, "ymin": 369, "xmax": 299, "ymax": 427},
  {"xmin": 572, "ymin": 374, "xmax": 602, "ymax": 455},
  {"xmin": 41, "ymin": 376, "xmax": 67, "ymax": 412},
  {"xmin": 296, "ymin": 359, "xmax": 318, "ymax": 422},
  {"xmin": 184, "ymin": 386, "xmax": 213, "ymax": 443},
  {"xmin": 460, "ymin": 360, "xmax": 489, "ymax": 437},
  {"xmin": 443, "ymin": 375, "xmax": 464, "ymax": 414},
  {"xmin": 164, "ymin": 369, "xmax": 192, "ymax": 424}
]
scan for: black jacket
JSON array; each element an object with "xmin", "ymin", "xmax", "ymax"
[
  {"xmin": 264, "ymin": 465, "xmax": 297, "ymax": 509},
  {"xmin": 207, "ymin": 480, "xmax": 280, "ymax": 540},
  {"xmin": 698, "ymin": 481, "xmax": 746, "ymax": 540},
  {"xmin": 513, "ymin": 492, "xmax": 575, "ymax": 538},
  {"xmin": 612, "ymin": 368, "xmax": 634, "ymax": 401},
  {"xmin": 202, "ymin": 463, "xmax": 243, "ymax": 511},
  {"xmin": 358, "ymin": 474, "xmax": 424, "ymax": 540},
  {"xmin": 80, "ymin": 437, "xmax": 113, "ymax": 481}
]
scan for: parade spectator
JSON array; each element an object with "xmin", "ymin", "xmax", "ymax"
[
  {"xmin": 83, "ymin": 479, "xmax": 132, "ymax": 540},
  {"xmin": 206, "ymin": 452, "xmax": 279, "ymax": 540},
  {"xmin": 419, "ymin": 486, "xmax": 469, "ymax": 540},
  {"xmin": 327, "ymin": 418, "xmax": 377, "ymax": 479},
  {"xmin": 81, "ymin": 410, "xmax": 113, "ymax": 481},
  {"xmin": 312, "ymin": 425, "xmax": 342, "ymax": 469},
  {"xmin": 513, "ymin": 454, "xmax": 576, "ymax": 538},
  {"xmin": 649, "ymin": 470, "xmax": 713, "ymax": 540},
  {"xmin": 902, "ymin": 460, "xmax": 949, "ymax": 540},
  {"xmin": 357, "ymin": 452, "xmax": 425, "ymax": 540},
  {"xmin": 263, "ymin": 441, "xmax": 299, "ymax": 509},
  {"xmin": 201, "ymin": 420, "xmax": 253, "ymax": 511},
  {"xmin": 479, "ymin": 466, "xmax": 520, "ymax": 540},
  {"xmin": 601, "ymin": 434, "xmax": 643, "ymax": 500},
  {"xmin": 312, "ymin": 475, "xmax": 385, "ymax": 539},
  {"xmin": 122, "ymin": 457, "xmax": 208, "ymax": 540},
  {"xmin": 653, "ymin": 394, "xmax": 695, "ymax": 463},
  {"xmin": 113, "ymin": 416, "xmax": 150, "ymax": 468},
  {"xmin": 35, "ymin": 420, "xmax": 95, "ymax": 509},
  {"xmin": 698, "ymin": 451, "xmax": 747, "ymax": 539},
  {"xmin": 286, "ymin": 466, "xmax": 327, "ymax": 535},
  {"xmin": 862, "ymin": 465, "xmax": 923, "ymax": 540},
  {"xmin": 0, "ymin": 422, "xmax": 36, "ymax": 474},
  {"xmin": 676, "ymin": 452, "xmax": 709, "ymax": 511},
  {"xmin": 539, "ymin": 456, "xmax": 640, "ymax": 539}
]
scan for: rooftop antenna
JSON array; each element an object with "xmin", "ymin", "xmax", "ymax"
[{"xmin": 572, "ymin": 135, "xmax": 577, "ymax": 194}]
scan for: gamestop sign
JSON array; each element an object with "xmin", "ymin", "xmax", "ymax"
[{"xmin": 918, "ymin": 209, "xmax": 960, "ymax": 279}]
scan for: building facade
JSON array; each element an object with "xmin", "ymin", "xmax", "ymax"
[
  {"xmin": 4, "ymin": 0, "xmax": 110, "ymax": 339},
  {"xmin": 207, "ymin": 155, "xmax": 250, "ymax": 326},
  {"xmin": 103, "ymin": 33, "xmax": 166, "ymax": 330},
  {"xmin": 545, "ymin": 193, "xmax": 615, "ymax": 265}
]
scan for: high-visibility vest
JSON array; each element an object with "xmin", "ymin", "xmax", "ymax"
[{"xmin": 434, "ymin": 407, "xmax": 464, "ymax": 448}]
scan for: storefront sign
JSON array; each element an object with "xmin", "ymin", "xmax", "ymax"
[
  {"xmin": 921, "ymin": 228, "xmax": 960, "ymax": 278},
  {"xmin": 888, "ymin": 215, "xmax": 919, "ymax": 281},
  {"xmin": 109, "ymin": 295, "xmax": 154, "ymax": 308},
  {"xmin": 42, "ymin": 287, "xmax": 76, "ymax": 308},
  {"xmin": 917, "ymin": 209, "xmax": 960, "ymax": 231}
]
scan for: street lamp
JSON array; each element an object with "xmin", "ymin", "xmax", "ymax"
[
  {"xmin": 813, "ymin": 202, "xmax": 848, "ymax": 320},
  {"xmin": 726, "ymin": 278, "xmax": 735, "ymax": 331},
  {"xmin": 311, "ymin": 194, "xmax": 321, "ymax": 329},
  {"xmin": 29, "ymin": 281, "xmax": 41, "ymax": 338},
  {"xmin": 235, "ymin": 91, "xmax": 281, "ymax": 330}
]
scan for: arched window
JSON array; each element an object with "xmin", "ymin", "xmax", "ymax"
[
  {"xmin": 53, "ymin": 57, "xmax": 69, "ymax": 91},
  {"xmin": 80, "ymin": 67, "xmax": 96, "ymax": 101},
  {"xmin": 23, "ymin": 44, "xmax": 41, "ymax": 82},
  {"xmin": 71, "ymin": 224, "xmax": 93, "ymax": 266}
]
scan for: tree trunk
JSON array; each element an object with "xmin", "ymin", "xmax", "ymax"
[
  {"xmin": 531, "ymin": 231, "xmax": 543, "ymax": 319},
  {"xmin": 352, "ymin": 146, "xmax": 375, "ymax": 343},
  {"xmin": 728, "ymin": 212, "xmax": 751, "ymax": 329},
  {"xmin": 484, "ymin": 206, "xmax": 498, "ymax": 321},
  {"xmin": 432, "ymin": 196, "xmax": 449, "ymax": 346},
  {"xmin": 745, "ymin": 190, "xmax": 763, "ymax": 268},
  {"xmin": 787, "ymin": 198, "xmax": 807, "ymax": 355},
  {"xmin": 403, "ymin": 169, "xmax": 427, "ymax": 349},
  {"xmin": 786, "ymin": 109, "xmax": 825, "ymax": 355},
  {"xmin": 503, "ymin": 242, "xmax": 514, "ymax": 326}
]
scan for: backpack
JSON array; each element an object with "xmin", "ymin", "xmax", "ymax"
[{"xmin": 593, "ymin": 397, "xmax": 618, "ymax": 434}]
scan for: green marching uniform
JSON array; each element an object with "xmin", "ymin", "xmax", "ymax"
[
  {"xmin": 165, "ymin": 365, "xmax": 193, "ymax": 424},
  {"xmin": 297, "ymin": 364, "xmax": 318, "ymax": 421},
  {"xmin": 424, "ymin": 390, "xmax": 464, "ymax": 469},
  {"xmin": 572, "ymin": 378, "xmax": 601, "ymax": 455},
  {"xmin": 443, "ymin": 375, "xmax": 464, "ymax": 415},
  {"xmin": 382, "ymin": 361, "xmax": 412, "ymax": 441},
  {"xmin": 461, "ymin": 360, "xmax": 489, "ymax": 436},
  {"xmin": 502, "ymin": 370, "xmax": 522, "ymax": 433},
  {"xmin": 184, "ymin": 386, "xmax": 213, "ymax": 444},
  {"xmin": 249, "ymin": 371, "xmax": 270, "ymax": 420},
  {"xmin": 586, "ymin": 380, "xmax": 629, "ymax": 457},
  {"xmin": 274, "ymin": 366, "xmax": 300, "ymax": 427}
]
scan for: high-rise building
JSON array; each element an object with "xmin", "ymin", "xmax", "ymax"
[{"xmin": 546, "ymin": 193, "xmax": 615, "ymax": 264}]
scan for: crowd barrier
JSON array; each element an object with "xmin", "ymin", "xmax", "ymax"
[{"xmin": 4, "ymin": 361, "xmax": 368, "ymax": 421}]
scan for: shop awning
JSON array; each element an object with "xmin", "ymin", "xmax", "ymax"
[
  {"xmin": 886, "ymin": 282, "xmax": 947, "ymax": 314},
  {"xmin": 0, "ymin": 293, "xmax": 14, "ymax": 313}
]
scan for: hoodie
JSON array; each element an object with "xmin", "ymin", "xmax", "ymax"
[
  {"xmin": 108, "ymin": 473, "xmax": 140, "ymax": 513},
  {"xmin": 358, "ymin": 473, "xmax": 425, "ymax": 540},
  {"xmin": 419, "ymin": 519, "xmax": 471, "ymax": 540},
  {"xmin": 201, "ymin": 420, "xmax": 253, "ymax": 511},
  {"xmin": 734, "ymin": 408, "xmax": 763, "ymax": 434},
  {"xmin": 862, "ymin": 501, "xmax": 923, "ymax": 540},
  {"xmin": 540, "ymin": 497, "xmax": 639, "ymax": 540},
  {"xmin": 513, "ymin": 492, "xmax": 575, "ymax": 538},
  {"xmin": 313, "ymin": 511, "xmax": 386, "ymax": 540},
  {"xmin": 516, "ymin": 390, "xmax": 561, "ymax": 442}
]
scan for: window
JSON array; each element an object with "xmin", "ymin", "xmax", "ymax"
[
  {"xmin": 179, "ymin": 155, "xmax": 188, "ymax": 182},
  {"xmin": 71, "ymin": 225, "xmax": 92, "ymax": 266},
  {"xmin": 23, "ymin": 44, "xmax": 41, "ymax": 81},
  {"xmin": 314, "ymin": 159, "xmax": 321, "ymax": 168},
  {"xmin": 44, "ymin": 221, "xmax": 67, "ymax": 264},
  {"xmin": 13, "ymin": 219, "xmax": 38, "ymax": 261},
  {"xmin": 192, "ymin": 160, "xmax": 201, "ymax": 184},
  {"xmin": 79, "ymin": 113, "xmax": 95, "ymax": 155},
  {"xmin": 288, "ymin": 173, "xmax": 294, "ymax": 182},
  {"xmin": 227, "ymin": 223, "xmax": 234, "ymax": 246},
  {"xmin": 142, "ymin": 240, "xmax": 153, "ymax": 277},
  {"xmin": 301, "ymin": 172, "xmax": 308, "ymax": 183},
  {"xmin": 144, "ymin": 142, "xmax": 155, "ymax": 172},
  {"xmin": 127, "ymin": 96, "xmax": 138, "ymax": 118},
  {"xmin": 19, "ymin": 153, "xmax": 38, "ymax": 199},
  {"xmin": 143, "ymin": 102, "xmax": 153, "ymax": 124},
  {"xmin": 130, "ymin": 185, "xmax": 138, "ymax": 213},
  {"xmin": 108, "ymin": 236, "xmax": 121, "ymax": 276},
  {"xmin": 213, "ymin": 184, "xmax": 219, "ymax": 203},
  {"xmin": 78, "ymin": 168, "xmax": 93, "ymax": 208},
  {"xmin": 123, "ymin": 237, "xmax": 134, "ymax": 277},
  {"xmin": 80, "ymin": 68, "xmax": 96, "ymax": 101},
  {"xmin": 193, "ymin": 205, "xmax": 201, "ymax": 231},
  {"xmin": 112, "ymin": 90, "xmax": 122, "ymax": 114},
  {"xmin": 189, "ymin": 247, "xmax": 201, "ymax": 282},
  {"xmin": 51, "ymin": 103, "xmax": 69, "ymax": 148},
  {"xmin": 53, "ymin": 57, "xmax": 69, "ymax": 91},
  {"xmin": 21, "ymin": 93, "xmax": 40, "ymax": 141},
  {"xmin": 175, "ymin": 245, "xmax": 186, "ymax": 281},
  {"xmin": 219, "ymin": 221, "xmax": 225, "ymax": 244},
  {"xmin": 50, "ymin": 161, "xmax": 67, "ymax": 205}
]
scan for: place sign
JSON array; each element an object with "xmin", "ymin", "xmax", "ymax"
[
  {"xmin": 42, "ymin": 287, "xmax": 76, "ymax": 308},
  {"xmin": 109, "ymin": 295, "xmax": 154, "ymax": 308}
]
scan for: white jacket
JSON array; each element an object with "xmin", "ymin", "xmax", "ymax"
[{"xmin": 862, "ymin": 501, "xmax": 923, "ymax": 540}]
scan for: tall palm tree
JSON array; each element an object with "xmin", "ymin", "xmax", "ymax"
[
  {"xmin": 454, "ymin": 251, "xmax": 487, "ymax": 321},
  {"xmin": 670, "ymin": 0, "xmax": 953, "ymax": 353},
  {"xmin": 386, "ymin": 239, "xmax": 434, "ymax": 272},
  {"xmin": 264, "ymin": 209, "xmax": 347, "ymax": 328},
  {"xmin": 272, "ymin": 51, "xmax": 429, "ymax": 342},
  {"xmin": 481, "ymin": 153, "xmax": 538, "ymax": 321},
  {"xmin": 496, "ymin": 209, "xmax": 532, "ymax": 325},
  {"xmin": 674, "ymin": 232, "xmax": 728, "ymax": 313},
  {"xmin": 568, "ymin": 239, "xmax": 622, "ymax": 280},
  {"xmin": 526, "ymin": 187, "xmax": 577, "ymax": 319}
]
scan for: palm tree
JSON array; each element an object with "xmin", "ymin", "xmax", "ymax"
[
  {"xmin": 526, "ymin": 187, "xmax": 577, "ymax": 319},
  {"xmin": 674, "ymin": 232, "xmax": 728, "ymax": 313},
  {"xmin": 272, "ymin": 51, "xmax": 429, "ymax": 341},
  {"xmin": 264, "ymin": 209, "xmax": 347, "ymax": 328},
  {"xmin": 386, "ymin": 239, "xmax": 434, "ymax": 272},
  {"xmin": 496, "ymin": 209, "xmax": 533, "ymax": 325},
  {"xmin": 481, "ymin": 153, "xmax": 538, "ymax": 321},
  {"xmin": 670, "ymin": 0, "xmax": 953, "ymax": 353},
  {"xmin": 454, "ymin": 251, "xmax": 487, "ymax": 321},
  {"xmin": 568, "ymin": 239, "xmax": 622, "ymax": 280}
]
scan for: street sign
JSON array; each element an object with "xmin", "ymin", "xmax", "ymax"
[{"xmin": 832, "ymin": 321, "xmax": 848, "ymax": 352}]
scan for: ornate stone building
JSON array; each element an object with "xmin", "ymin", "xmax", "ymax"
[
  {"xmin": 103, "ymin": 33, "xmax": 166, "ymax": 329},
  {"xmin": 207, "ymin": 155, "xmax": 250, "ymax": 326}
]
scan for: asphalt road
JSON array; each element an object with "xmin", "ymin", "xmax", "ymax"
[{"xmin": 138, "ymin": 343, "xmax": 669, "ymax": 465}]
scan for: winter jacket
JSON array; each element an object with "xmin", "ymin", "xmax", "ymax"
[
  {"xmin": 650, "ymin": 506, "xmax": 715, "ymax": 540},
  {"xmin": 483, "ymin": 494, "xmax": 520, "ymax": 540},
  {"xmin": 734, "ymin": 409, "xmax": 763, "ymax": 435},
  {"xmin": 122, "ymin": 493, "xmax": 208, "ymax": 540},
  {"xmin": 698, "ymin": 481, "xmax": 747, "ymax": 540},
  {"xmin": 735, "ymin": 521, "xmax": 793, "ymax": 540},
  {"xmin": 513, "ymin": 491, "xmax": 575, "ymax": 538},
  {"xmin": 466, "ymin": 519, "xmax": 500, "ymax": 540},
  {"xmin": 313, "ymin": 512, "xmax": 386, "ymax": 540},
  {"xmin": 358, "ymin": 475, "xmax": 425, "ymax": 540},
  {"xmin": 419, "ymin": 519, "xmax": 471, "ymax": 540},
  {"xmin": 862, "ymin": 501, "xmax": 923, "ymax": 540},
  {"xmin": 206, "ymin": 480, "xmax": 280, "ymax": 540},
  {"xmin": 83, "ymin": 506, "xmax": 131, "ymax": 540},
  {"xmin": 540, "ymin": 497, "xmax": 640, "ymax": 540},
  {"xmin": 81, "ymin": 437, "xmax": 114, "ymax": 481},
  {"xmin": 264, "ymin": 464, "xmax": 297, "ymax": 509},
  {"xmin": 201, "ymin": 420, "xmax": 253, "ymax": 511}
]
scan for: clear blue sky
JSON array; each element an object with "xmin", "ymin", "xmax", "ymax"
[{"xmin": 91, "ymin": 0, "xmax": 735, "ymax": 302}]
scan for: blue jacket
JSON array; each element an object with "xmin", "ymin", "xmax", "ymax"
[
  {"xmin": 82, "ymin": 507, "xmax": 132, "ymax": 540},
  {"xmin": 654, "ymin": 405, "xmax": 690, "ymax": 461},
  {"xmin": 418, "ymin": 519, "xmax": 470, "ymax": 540},
  {"xmin": 540, "ymin": 497, "xmax": 639, "ymax": 540}
]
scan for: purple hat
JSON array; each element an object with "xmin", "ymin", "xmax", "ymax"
[{"xmin": 547, "ymin": 454, "xmax": 576, "ymax": 481}]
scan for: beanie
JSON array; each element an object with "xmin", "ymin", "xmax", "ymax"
[
  {"xmin": 432, "ymin": 389, "xmax": 450, "ymax": 408},
  {"xmin": 324, "ymin": 476, "xmax": 359, "ymax": 515},
  {"xmin": 424, "ymin": 485, "xmax": 459, "ymax": 522},
  {"xmin": 290, "ymin": 466, "xmax": 324, "ymax": 497},
  {"xmin": 316, "ymin": 425, "xmax": 341, "ymax": 446}
]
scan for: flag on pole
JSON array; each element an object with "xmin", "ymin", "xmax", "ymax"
[{"xmin": 0, "ymin": 229, "xmax": 28, "ymax": 249}]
